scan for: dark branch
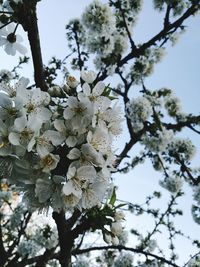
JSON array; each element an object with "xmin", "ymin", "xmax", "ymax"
[
  {"xmin": 16, "ymin": 0, "xmax": 48, "ymax": 91},
  {"xmin": 73, "ymin": 245, "xmax": 180, "ymax": 267},
  {"xmin": 119, "ymin": 1, "xmax": 200, "ymax": 67}
]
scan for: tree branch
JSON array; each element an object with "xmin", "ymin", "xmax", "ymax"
[
  {"xmin": 119, "ymin": 1, "xmax": 200, "ymax": 67},
  {"xmin": 52, "ymin": 210, "xmax": 81, "ymax": 267},
  {"xmin": 73, "ymin": 245, "xmax": 180, "ymax": 267},
  {"xmin": 16, "ymin": 0, "xmax": 48, "ymax": 91}
]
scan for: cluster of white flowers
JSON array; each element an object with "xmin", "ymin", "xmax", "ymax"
[
  {"xmin": 142, "ymin": 128, "xmax": 174, "ymax": 153},
  {"xmin": 187, "ymin": 256, "xmax": 200, "ymax": 267},
  {"xmin": 33, "ymin": 225, "xmax": 58, "ymax": 250},
  {"xmin": 164, "ymin": 94, "xmax": 182, "ymax": 117},
  {"xmin": 73, "ymin": 257, "xmax": 89, "ymax": 267},
  {"xmin": 79, "ymin": 0, "xmax": 128, "ymax": 70},
  {"xmin": 153, "ymin": 0, "xmax": 186, "ymax": 16},
  {"xmin": 82, "ymin": 1, "xmax": 116, "ymax": 55},
  {"xmin": 159, "ymin": 175, "xmax": 183, "ymax": 193},
  {"xmin": 17, "ymin": 239, "xmax": 40, "ymax": 258},
  {"xmin": 0, "ymin": 70, "xmax": 123, "ymax": 212},
  {"xmin": 113, "ymin": 252, "xmax": 134, "ymax": 267},
  {"xmin": 113, "ymin": 0, "xmax": 142, "ymax": 30},
  {"xmin": 167, "ymin": 138, "xmax": 196, "ymax": 162},
  {"xmin": 129, "ymin": 47, "xmax": 165, "ymax": 84},
  {"xmin": 127, "ymin": 96, "xmax": 153, "ymax": 131},
  {"xmin": 0, "ymin": 69, "xmax": 13, "ymax": 82}
]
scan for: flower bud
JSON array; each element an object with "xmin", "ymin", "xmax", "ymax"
[
  {"xmin": 48, "ymin": 86, "xmax": 62, "ymax": 97},
  {"xmin": 111, "ymin": 236, "xmax": 119, "ymax": 245},
  {"xmin": 67, "ymin": 76, "xmax": 79, "ymax": 88},
  {"xmin": 114, "ymin": 211, "xmax": 125, "ymax": 221},
  {"xmin": 111, "ymin": 222, "xmax": 123, "ymax": 236},
  {"xmin": 81, "ymin": 70, "xmax": 97, "ymax": 84},
  {"xmin": 104, "ymin": 234, "xmax": 112, "ymax": 244}
]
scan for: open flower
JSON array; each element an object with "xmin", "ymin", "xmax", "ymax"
[
  {"xmin": 87, "ymin": 123, "xmax": 110, "ymax": 154},
  {"xmin": 63, "ymin": 96, "xmax": 93, "ymax": 132},
  {"xmin": 79, "ymin": 81, "xmax": 111, "ymax": 114},
  {"xmin": 62, "ymin": 166, "xmax": 96, "ymax": 208},
  {"xmin": 54, "ymin": 119, "xmax": 78, "ymax": 147},
  {"xmin": 0, "ymin": 23, "xmax": 27, "ymax": 56},
  {"xmin": 40, "ymin": 153, "xmax": 60, "ymax": 173},
  {"xmin": 8, "ymin": 116, "xmax": 38, "ymax": 150},
  {"xmin": 16, "ymin": 87, "xmax": 52, "ymax": 129},
  {"xmin": 28, "ymin": 130, "xmax": 65, "ymax": 156}
]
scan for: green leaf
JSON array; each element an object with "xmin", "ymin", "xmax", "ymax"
[
  {"xmin": 115, "ymin": 203, "xmax": 127, "ymax": 209},
  {"xmin": 109, "ymin": 187, "xmax": 116, "ymax": 206}
]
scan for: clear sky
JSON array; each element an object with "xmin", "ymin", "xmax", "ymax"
[{"xmin": 0, "ymin": 0, "xmax": 199, "ymax": 264}]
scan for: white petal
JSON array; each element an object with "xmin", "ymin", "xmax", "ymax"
[
  {"xmin": 63, "ymin": 107, "xmax": 74, "ymax": 120},
  {"xmin": 15, "ymin": 43, "xmax": 27, "ymax": 55},
  {"xmin": 14, "ymin": 116, "xmax": 27, "ymax": 131},
  {"xmin": 8, "ymin": 132, "xmax": 20, "ymax": 145},
  {"xmin": 67, "ymin": 167, "xmax": 76, "ymax": 180},
  {"xmin": 82, "ymin": 82, "xmax": 91, "ymax": 96},
  {"xmin": 27, "ymin": 116, "xmax": 42, "ymax": 131},
  {"xmin": 17, "ymin": 77, "xmax": 29, "ymax": 89},
  {"xmin": 0, "ymin": 93, "xmax": 12, "ymax": 107},
  {"xmin": 16, "ymin": 34, "xmax": 23, "ymax": 42},
  {"xmin": 0, "ymin": 37, "xmax": 7, "ymax": 46},
  {"xmin": 54, "ymin": 119, "xmax": 66, "ymax": 132},
  {"xmin": 63, "ymin": 180, "xmax": 82, "ymax": 198},
  {"xmin": 36, "ymin": 107, "xmax": 52, "ymax": 121},
  {"xmin": 37, "ymin": 144, "xmax": 52, "ymax": 157},
  {"xmin": 77, "ymin": 165, "xmax": 96, "ymax": 181},
  {"xmin": 95, "ymin": 96, "xmax": 111, "ymax": 111},
  {"xmin": 5, "ymin": 43, "xmax": 16, "ymax": 56},
  {"xmin": 67, "ymin": 148, "xmax": 81, "ymax": 160},
  {"xmin": 27, "ymin": 137, "xmax": 35, "ymax": 152},
  {"xmin": 93, "ymin": 81, "xmax": 105, "ymax": 96},
  {"xmin": 44, "ymin": 130, "xmax": 65, "ymax": 146},
  {"xmin": 66, "ymin": 136, "xmax": 77, "ymax": 147},
  {"xmin": 67, "ymin": 96, "xmax": 78, "ymax": 108},
  {"xmin": 81, "ymin": 70, "xmax": 97, "ymax": 84}
]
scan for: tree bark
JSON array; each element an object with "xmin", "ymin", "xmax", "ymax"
[
  {"xmin": 15, "ymin": 0, "xmax": 48, "ymax": 91},
  {"xmin": 52, "ymin": 211, "xmax": 75, "ymax": 267}
]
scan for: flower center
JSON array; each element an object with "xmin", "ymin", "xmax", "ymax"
[
  {"xmin": 68, "ymin": 76, "xmax": 76, "ymax": 82},
  {"xmin": 7, "ymin": 33, "xmax": 17, "ymax": 43},
  {"xmin": 26, "ymin": 103, "xmax": 35, "ymax": 113},
  {"xmin": 0, "ymin": 141, "xmax": 4, "ymax": 148},
  {"xmin": 73, "ymin": 106, "xmax": 86, "ymax": 114},
  {"xmin": 42, "ymin": 155, "xmax": 54, "ymax": 167},
  {"xmin": 7, "ymin": 107, "xmax": 18, "ymax": 116}
]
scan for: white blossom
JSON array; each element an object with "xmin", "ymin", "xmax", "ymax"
[
  {"xmin": 127, "ymin": 96, "xmax": 153, "ymax": 132},
  {"xmin": 40, "ymin": 153, "xmax": 60, "ymax": 173},
  {"xmin": 0, "ymin": 23, "xmax": 27, "ymax": 56},
  {"xmin": 81, "ymin": 70, "xmax": 97, "ymax": 84},
  {"xmin": 111, "ymin": 221, "xmax": 123, "ymax": 236}
]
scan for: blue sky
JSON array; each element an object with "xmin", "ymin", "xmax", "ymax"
[{"xmin": 0, "ymin": 0, "xmax": 199, "ymax": 264}]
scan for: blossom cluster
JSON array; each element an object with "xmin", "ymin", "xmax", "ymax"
[
  {"xmin": 67, "ymin": 0, "xmax": 131, "ymax": 72},
  {"xmin": 126, "ymin": 89, "xmax": 197, "ymax": 196},
  {"xmin": 0, "ymin": 70, "xmax": 123, "ymax": 212}
]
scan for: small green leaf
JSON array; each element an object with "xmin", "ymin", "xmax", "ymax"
[
  {"xmin": 115, "ymin": 203, "xmax": 127, "ymax": 209},
  {"xmin": 109, "ymin": 187, "xmax": 116, "ymax": 206}
]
